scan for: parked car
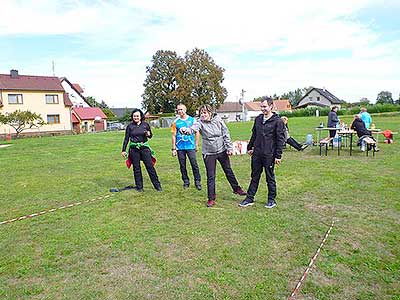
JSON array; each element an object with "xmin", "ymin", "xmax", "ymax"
[{"xmin": 107, "ymin": 122, "xmax": 125, "ymax": 131}]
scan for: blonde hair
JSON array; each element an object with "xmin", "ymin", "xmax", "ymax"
[{"xmin": 281, "ymin": 116, "xmax": 288, "ymax": 122}]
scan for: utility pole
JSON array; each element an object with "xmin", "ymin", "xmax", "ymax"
[
  {"xmin": 52, "ymin": 61, "xmax": 55, "ymax": 76},
  {"xmin": 239, "ymin": 89, "xmax": 246, "ymax": 121}
]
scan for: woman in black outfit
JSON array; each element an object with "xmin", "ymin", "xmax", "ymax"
[
  {"xmin": 121, "ymin": 109, "xmax": 162, "ymax": 192},
  {"xmin": 327, "ymin": 106, "xmax": 339, "ymax": 138}
]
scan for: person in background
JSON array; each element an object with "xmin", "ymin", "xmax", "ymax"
[
  {"xmin": 171, "ymin": 104, "xmax": 202, "ymax": 190},
  {"xmin": 180, "ymin": 104, "xmax": 246, "ymax": 207},
  {"xmin": 239, "ymin": 97, "xmax": 285, "ymax": 209},
  {"xmin": 121, "ymin": 109, "xmax": 162, "ymax": 192},
  {"xmin": 360, "ymin": 107, "xmax": 372, "ymax": 129},
  {"xmin": 281, "ymin": 116, "xmax": 308, "ymax": 151},
  {"xmin": 350, "ymin": 114, "xmax": 379, "ymax": 152},
  {"xmin": 327, "ymin": 106, "xmax": 339, "ymax": 138}
]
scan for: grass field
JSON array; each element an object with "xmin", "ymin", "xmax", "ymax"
[{"xmin": 0, "ymin": 114, "xmax": 399, "ymax": 300}]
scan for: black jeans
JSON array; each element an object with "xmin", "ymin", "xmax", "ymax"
[
  {"xmin": 177, "ymin": 149, "xmax": 201, "ymax": 185},
  {"xmin": 286, "ymin": 137, "xmax": 302, "ymax": 151},
  {"xmin": 203, "ymin": 151, "xmax": 240, "ymax": 200},
  {"xmin": 246, "ymin": 154, "xmax": 276, "ymax": 202},
  {"xmin": 129, "ymin": 147, "xmax": 161, "ymax": 190}
]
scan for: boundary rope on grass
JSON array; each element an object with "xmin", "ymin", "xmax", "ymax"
[
  {"xmin": 288, "ymin": 219, "xmax": 335, "ymax": 300},
  {"xmin": 0, "ymin": 194, "xmax": 114, "ymax": 226}
]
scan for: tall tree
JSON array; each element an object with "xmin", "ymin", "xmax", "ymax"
[
  {"xmin": 181, "ymin": 48, "xmax": 227, "ymax": 113},
  {"xmin": 0, "ymin": 110, "xmax": 45, "ymax": 138},
  {"xmin": 281, "ymin": 87, "xmax": 309, "ymax": 106},
  {"xmin": 376, "ymin": 91, "xmax": 394, "ymax": 104},
  {"xmin": 142, "ymin": 50, "xmax": 184, "ymax": 113}
]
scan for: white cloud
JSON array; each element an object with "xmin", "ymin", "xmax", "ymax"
[{"xmin": 1, "ymin": 0, "xmax": 399, "ymax": 106}]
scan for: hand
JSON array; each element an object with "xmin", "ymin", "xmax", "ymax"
[
  {"xmin": 227, "ymin": 150, "xmax": 233, "ymax": 156},
  {"xmin": 172, "ymin": 149, "xmax": 177, "ymax": 156},
  {"xmin": 144, "ymin": 130, "xmax": 151, "ymax": 137},
  {"xmin": 121, "ymin": 151, "xmax": 128, "ymax": 158},
  {"xmin": 275, "ymin": 158, "xmax": 282, "ymax": 165},
  {"xmin": 195, "ymin": 145, "xmax": 199, "ymax": 152},
  {"xmin": 247, "ymin": 149, "xmax": 254, "ymax": 156},
  {"xmin": 179, "ymin": 127, "xmax": 187, "ymax": 134}
]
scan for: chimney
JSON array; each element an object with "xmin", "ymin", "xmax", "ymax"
[{"xmin": 10, "ymin": 69, "xmax": 19, "ymax": 78}]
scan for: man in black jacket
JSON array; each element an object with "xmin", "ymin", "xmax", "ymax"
[{"xmin": 239, "ymin": 98, "xmax": 285, "ymax": 208}]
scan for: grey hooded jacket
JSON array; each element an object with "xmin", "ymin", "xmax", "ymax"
[{"xmin": 189, "ymin": 114, "xmax": 233, "ymax": 155}]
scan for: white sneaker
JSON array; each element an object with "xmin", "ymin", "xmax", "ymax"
[{"xmin": 360, "ymin": 146, "xmax": 365, "ymax": 151}]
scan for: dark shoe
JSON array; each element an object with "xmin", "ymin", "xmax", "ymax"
[
  {"xmin": 265, "ymin": 200, "xmax": 276, "ymax": 209},
  {"xmin": 155, "ymin": 186, "xmax": 163, "ymax": 192},
  {"xmin": 195, "ymin": 183, "xmax": 202, "ymax": 190},
  {"xmin": 300, "ymin": 144, "xmax": 309, "ymax": 151},
  {"xmin": 207, "ymin": 200, "xmax": 215, "ymax": 207},
  {"xmin": 239, "ymin": 198, "xmax": 254, "ymax": 207},
  {"xmin": 183, "ymin": 184, "xmax": 189, "ymax": 189},
  {"xmin": 233, "ymin": 188, "xmax": 247, "ymax": 196},
  {"xmin": 136, "ymin": 187, "xmax": 144, "ymax": 192}
]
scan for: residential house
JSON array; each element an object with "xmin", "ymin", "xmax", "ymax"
[
  {"xmin": 110, "ymin": 108, "xmax": 136, "ymax": 120},
  {"xmin": 60, "ymin": 77, "xmax": 90, "ymax": 108},
  {"xmin": 72, "ymin": 107, "xmax": 107, "ymax": 133},
  {"xmin": 295, "ymin": 87, "xmax": 345, "ymax": 109},
  {"xmin": 0, "ymin": 70, "xmax": 73, "ymax": 138},
  {"xmin": 243, "ymin": 100, "xmax": 291, "ymax": 121},
  {"xmin": 216, "ymin": 102, "xmax": 243, "ymax": 122}
]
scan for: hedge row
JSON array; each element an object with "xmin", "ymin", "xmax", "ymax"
[{"xmin": 279, "ymin": 104, "xmax": 400, "ymax": 118}]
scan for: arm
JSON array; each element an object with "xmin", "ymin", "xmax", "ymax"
[
  {"xmin": 274, "ymin": 119, "xmax": 285, "ymax": 163},
  {"xmin": 247, "ymin": 119, "xmax": 257, "ymax": 154},
  {"xmin": 121, "ymin": 125, "xmax": 130, "ymax": 157},
  {"xmin": 195, "ymin": 131, "xmax": 200, "ymax": 151},
  {"xmin": 144, "ymin": 122, "xmax": 152, "ymax": 139},
  {"xmin": 171, "ymin": 122, "xmax": 177, "ymax": 156},
  {"xmin": 221, "ymin": 120, "xmax": 233, "ymax": 154}
]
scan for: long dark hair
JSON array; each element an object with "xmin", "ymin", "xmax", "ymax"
[{"xmin": 131, "ymin": 109, "xmax": 145, "ymax": 123}]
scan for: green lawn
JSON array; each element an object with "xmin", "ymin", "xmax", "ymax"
[{"xmin": 0, "ymin": 114, "xmax": 399, "ymax": 300}]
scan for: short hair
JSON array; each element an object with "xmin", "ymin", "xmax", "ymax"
[
  {"xmin": 360, "ymin": 107, "xmax": 367, "ymax": 112},
  {"xmin": 198, "ymin": 104, "xmax": 213, "ymax": 115},
  {"xmin": 261, "ymin": 97, "xmax": 274, "ymax": 106},
  {"xmin": 331, "ymin": 106, "xmax": 338, "ymax": 111},
  {"xmin": 281, "ymin": 116, "xmax": 288, "ymax": 122},
  {"xmin": 177, "ymin": 103, "xmax": 187, "ymax": 111},
  {"xmin": 131, "ymin": 108, "xmax": 145, "ymax": 122}
]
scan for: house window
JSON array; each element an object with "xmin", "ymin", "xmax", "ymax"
[
  {"xmin": 317, "ymin": 96, "xmax": 320, "ymax": 101},
  {"xmin": 8, "ymin": 94, "xmax": 23, "ymax": 104},
  {"xmin": 46, "ymin": 94, "xmax": 59, "ymax": 104},
  {"xmin": 47, "ymin": 114, "xmax": 60, "ymax": 124}
]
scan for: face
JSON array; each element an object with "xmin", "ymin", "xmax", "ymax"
[
  {"xmin": 132, "ymin": 112, "xmax": 141, "ymax": 123},
  {"xmin": 176, "ymin": 105, "xmax": 186, "ymax": 117},
  {"xmin": 200, "ymin": 109, "xmax": 211, "ymax": 121},
  {"xmin": 260, "ymin": 101, "xmax": 273, "ymax": 115}
]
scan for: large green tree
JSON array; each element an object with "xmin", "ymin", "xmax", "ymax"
[
  {"xmin": 0, "ymin": 110, "xmax": 45, "ymax": 138},
  {"xmin": 142, "ymin": 50, "xmax": 184, "ymax": 114},
  {"xmin": 142, "ymin": 48, "xmax": 227, "ymax": 114},
  {"xmin": 376, "ymin": 91, "xmax": 394, "ymax": 104},
  {"xmin": 281, "ymin": 87, "xmax": 309, "ymax": 106},
  {"xmin": 181, "ymin": 48, "xmax": 227, "ymax": 114}
]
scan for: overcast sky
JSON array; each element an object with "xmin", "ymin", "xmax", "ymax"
[{"xmin": 1, "ymin": 0, "xmax": 399, "ymax": 108}]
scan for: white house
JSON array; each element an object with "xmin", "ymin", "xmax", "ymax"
[{"xmin": 60, "ymin": 77, "xmax": 90, "ymax": 108}]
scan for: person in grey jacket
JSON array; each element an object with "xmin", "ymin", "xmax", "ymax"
[{"xmin": 180, "ymin": 104, "xmax": 246, "ymax": 207}]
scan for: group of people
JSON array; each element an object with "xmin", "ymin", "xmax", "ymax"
[
  {"xmin": 327, "ymin": 106, "xmax": 377, "ymax": 151},
  {"xmin": 121, "ymin": 98, "xmax": 286, "ymax": 208}
]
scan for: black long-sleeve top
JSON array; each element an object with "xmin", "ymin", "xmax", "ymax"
[
  {"xmin": 351, "ymin": 118, "xmax": 371, "ymax": 138},
  {"xmin": 122, "ymin": 121, "xmax": 152, "ymax": 151},
  {"xmin": 247, "ymin": 113, "xmax": 285, "ymax": 159}
]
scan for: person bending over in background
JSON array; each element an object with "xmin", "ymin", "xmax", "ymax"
[
  {"xmin": 350, "ymin": 114, "xmax": 379, "ymax": 152},
  {"xmin": 281, "ymin": 116, "xmax": 308, "ymax": 151}
]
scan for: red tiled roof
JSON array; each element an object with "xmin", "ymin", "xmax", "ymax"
[
  {"xmin": 72, "ymin": 83, "xmax": 84, "ymax": 93},
  {"xmin": 71, "ymin": 113, "xmax": 79, "ymax": 123},
  {"xmin": 244, "ymin": 102, "xmax": 261, "ymax": 111},
  {"xmin": 73, "ymin": 107, "xmax": 107, "ymax": 120},
  {"xmin": 216, "ymin": 102, "xmax": 242, "ymax": 112},
  {"xmin": 273, "ymin": 99, "xmax": 292, "ymax": 111},
  {"xmin": 63, "ymin": 93, "xmax": 73, "ymax": 107},
  {"xmin": 0, "ymin": 73, "xmax": 64, "ymax": 91}
]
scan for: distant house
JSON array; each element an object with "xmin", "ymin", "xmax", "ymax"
[
  {"xmin": 72, "ymin": 107, "xmax": 107, "ymax": 133},
  {"xmin": 0, "ymin": 69, "xmax": 73, "ymax": 138},
  {"xmin": 243, "ymin": 100, "xmax": 291, "ymax": 121},
  {"xmin": 295, "ymin": 87, "xmax": 345, "ymax": 109},
  {"xmin": 60, "ymin": 77, "xmax": 90, "ymax": 108},
  {"xmin": 110, "ymin": 108, "xmax": 136, "ymax": 119},
  {"xmin": 216, "ymin": 102, "xmax": 243, "ymax": 122}
]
